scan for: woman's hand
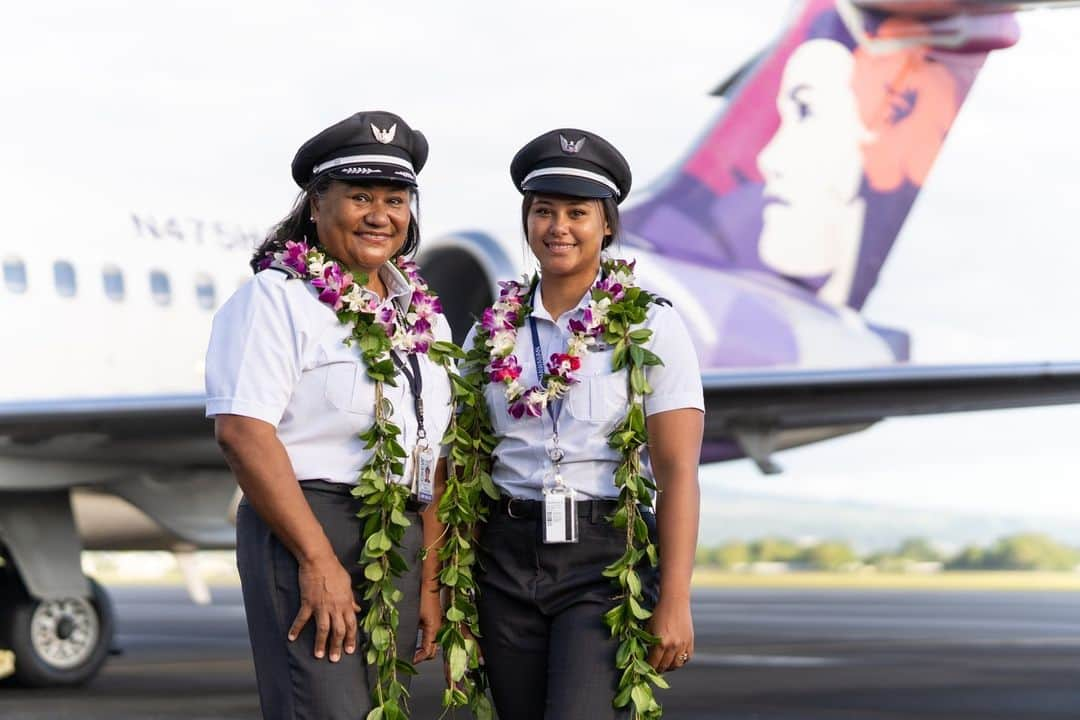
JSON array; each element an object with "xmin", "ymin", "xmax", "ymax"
[
  {"xmin": 414, "ymin": 583, "xmax": 442, "ymax": 663},
  {"xmin": 646, "ymin": 595, "xmax": 694, "ymax": 673},
  {"xmin": 215, "ymin": 415, "xmax": 361, "ymax": 664},
  {"xmin": 288, "ymin": 553, "xmax": 362, "ymax": 663}
]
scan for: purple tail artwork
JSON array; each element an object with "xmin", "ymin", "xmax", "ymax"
[{"xmin": 622, "ymin": 0, "xmax": 1019, "ymax": 369}]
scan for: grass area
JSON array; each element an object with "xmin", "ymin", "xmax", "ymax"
[{"xmin": 692, "ymin": 569, "xmax": 1080, "ymax": 591}]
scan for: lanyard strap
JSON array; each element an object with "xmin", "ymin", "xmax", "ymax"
[
  {"xmin": 390, "ymin": 351, "xmax": 426, "ymax": 441},
  {"xmin": 528, "ymin": 316, "xmax": 563, "ymax": 435}
]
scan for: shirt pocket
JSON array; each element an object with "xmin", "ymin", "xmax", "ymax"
[
  {"xmin": 322, "ymin": 361, "xmax": 376, "ymax": 421},
  {"xmin": 482, "ymin": 382, "xmax": 514, "ymax": 436},
  {"xmin": 567, "ymin": 350, "xmax": 628, "ymax": 424}
]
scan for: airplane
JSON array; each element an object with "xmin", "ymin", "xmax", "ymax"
[{"xmin": 3, "ymin": 0, "xmax": 1080, "ymax": 689}]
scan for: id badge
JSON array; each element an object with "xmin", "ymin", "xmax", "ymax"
[
  {"xmin": 542, "ymin": 484, "xmax": 578, "ymax": 544},
  {"xmin": 412, "ymin": 443, "xmax": 435, "ymax": 505}
]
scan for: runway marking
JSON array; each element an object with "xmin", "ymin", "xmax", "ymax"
[{"xmin": 689, "ymin": 653, "xmax": 846, "ymax": 668}]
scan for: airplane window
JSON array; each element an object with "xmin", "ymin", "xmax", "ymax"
[
  {"xmin": 2, "ymin": 258, "xmax": 27, "ymax": 294},
  {"xmin": 54, "ymin": 261, "xmax": 77, "ymax": 298},
  {"xmin": 150, "ymin": 270, "xmax": 171, "ymax": 306},
  {"xmin": 103, "ymin": 266, "xmax": 125, "ymax": 302},
  {"xmin": 195, "ymin": 273, "xmax": 216, "ymax": 310}
]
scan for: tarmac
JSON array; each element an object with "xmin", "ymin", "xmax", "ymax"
[{"xmin": 2, "ymin": 585, "xmax": 1080, "ymax": 719}]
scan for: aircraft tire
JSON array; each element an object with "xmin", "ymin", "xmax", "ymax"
[{"xmin": 0, "ymin": 575, "xmax": 114, "ymax": 688}]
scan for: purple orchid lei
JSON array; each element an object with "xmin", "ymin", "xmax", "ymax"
[
  {"xmin": 262, "ymin": 239, "xmax": 442, "ymax": 355},
  {"xmin": 481, "ymin": 258, "xmax": 639, "ymax": 419}
]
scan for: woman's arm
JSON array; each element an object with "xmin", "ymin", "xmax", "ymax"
[
  {"xmin": 215, "ymin": 414, "xmax": 360, "ymax": 663},
  {"xmin": 644, "ymin": 407, "xmax": 703, "ymax": 673},
  {"xmin": 414, "ymin": 458, "xmax": 448, "ymax": 663}
]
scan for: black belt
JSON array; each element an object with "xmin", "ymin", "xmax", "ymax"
[
  {"xmin": 494, "ymin": 496, "xmax": 629, "ymax": 521},
  {"xmin": 300, "ymin": 480, "xmax": 426, "ymax": 513}
]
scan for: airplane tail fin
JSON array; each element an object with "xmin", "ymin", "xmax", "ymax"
[{"xmin": 622, "ymin": 0, "xmax": 1021, "ymax": 310}]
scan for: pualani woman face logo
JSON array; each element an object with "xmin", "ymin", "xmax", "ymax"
[
  {"xmin": 758, "ymin": 38, "xmax": 869, "ymax": 302},
  {"xmin": 756, "ymin": 18, "xmax": 962, "ymax": 307}
]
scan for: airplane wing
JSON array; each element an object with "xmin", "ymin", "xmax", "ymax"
[
  {"xmin": 852, "ymin": 0, "xmax": 1080, "ymax": 15},
  {"xmin": 702, "ymin": 362, "xmax": 1080, "ymax": 471},
  {"xmin": 5, "ymin": 363, "xmax": 1080, "ymax": 469},
  {"xmin": 0, "ymin": 394, "xmax": 221, "ymax": 467}
]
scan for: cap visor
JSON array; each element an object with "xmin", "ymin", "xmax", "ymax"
[
  {"xmin": 521, "ymin": 175, "xmax": 613, "ymax": 199},
  {"xmin": 324, "ymin": 164, "xmax": 417, "ymax": 186}
]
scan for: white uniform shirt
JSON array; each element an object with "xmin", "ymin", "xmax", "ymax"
[
  {"xmin": 466, "ymin": 280, "xmax": 704, "ymax": 501},
  {"xmin": 205, "ymin": 263, "xmax": 453, "ymax": 487}
]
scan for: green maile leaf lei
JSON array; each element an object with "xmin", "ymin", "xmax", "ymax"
[
  {"xmin": 263, "ymin": 241, "xmax": 490, "ymax": 719},
  {"xmin": 463, "ymin": 256, "xmax": 668, "ymax": 719}
]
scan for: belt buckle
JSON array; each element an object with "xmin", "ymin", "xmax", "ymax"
[{"xmin": 506, "ymin": 497, "xmax": 525, "ymax": 519}]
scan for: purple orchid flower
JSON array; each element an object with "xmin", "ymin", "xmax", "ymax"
[{"xmin": 281, "ymin": 240, "xmax": 310, "ymax": 276}]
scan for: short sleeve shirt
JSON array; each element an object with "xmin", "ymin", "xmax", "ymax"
[
  {"xmin": 205, "ymin": 262, "xmax": 453, "ymax": 487},
  {"xmin": 467, "ymin": 279, "xmax": 704, "ymax": 501}
]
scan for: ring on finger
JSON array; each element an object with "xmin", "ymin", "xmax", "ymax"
[{"xmin": 676, "ymin": 651, "xmax": 690, "ymax": 664}]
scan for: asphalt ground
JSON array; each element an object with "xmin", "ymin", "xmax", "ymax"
[{"xmin": 2, "ymin": 586, "xmax": 1079, "ymax": 719}]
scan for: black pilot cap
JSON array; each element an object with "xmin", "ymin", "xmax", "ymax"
[
  {"xmin": 510, "ymin": 128, "xmax": 631, "ymax": 204},
  {"xmin": 291, "ymin": 110, "xmax": 429, "ymax": 188}
]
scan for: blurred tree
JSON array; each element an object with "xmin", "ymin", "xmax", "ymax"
[
  {"xmin": 750, "ymin": 537, "xmax": 801, "ymax": 563},
  {"xmin": 896, "ymin": 537, "xmax": 942, "ymax": 562},
  {"xmin": 801, "ymin": 541, "xmax": 858, "ymax": 571},
  {"xmin": 695, "ymin": 542, "xmax": 750, "ymax": 568},
  {"xmin": 985, "ymin": 533, "xmax": 1080, "ymax": 571},
  {"xmin": 945, "ymin": 545, "xmax": 986, "ymax": 570}
]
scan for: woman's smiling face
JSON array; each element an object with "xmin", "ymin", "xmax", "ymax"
[
  {"xmin": 525, "ymin": 194, "xmax": 610, "ymax": 280},
  {"xmin": 311, "ymin": 181, "xmax": 411, "ymax": 273}
]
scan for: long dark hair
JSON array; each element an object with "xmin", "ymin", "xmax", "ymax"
[
  {"xmin": 520, "ymin": 191, "xmax": 620, "ymax": 251},
  {"xmin": 251, "ymin": 177, "xmax": 422, "ymax": 273}
]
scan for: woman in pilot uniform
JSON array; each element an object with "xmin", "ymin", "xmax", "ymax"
[
  {"xmin": 205, "ymin": 111, "xmax": 453, "ymax": 720},
  {"xmin": 462, "ymin": 129, "xmax": 704, "ymax": 719}
]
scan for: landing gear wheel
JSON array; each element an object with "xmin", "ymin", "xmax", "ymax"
[{"xmin": 1, "ymin": 576, "xmax": 114, "ymax": 687}]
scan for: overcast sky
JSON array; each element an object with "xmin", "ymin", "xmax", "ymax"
[{"xmin": 3, "ymin": 1, "xmax": 1079, "ymax": 519}]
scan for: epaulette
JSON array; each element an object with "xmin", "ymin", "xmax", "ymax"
[{"xmin": 266, "ymin": 260, "xmax": 304, "ymax": 279}]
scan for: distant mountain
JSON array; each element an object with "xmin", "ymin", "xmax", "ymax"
[{"xmin": 698, "ymin": 486, "xmax": 1080, "ymax": 553}]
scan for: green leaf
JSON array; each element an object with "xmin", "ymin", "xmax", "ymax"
[
  {"xmin": 365, "ymin": 707, "xmax": 384, "ymax": 720},
  {"xmin": 628, "ymin": 595, "xmax": 652, "ymax": 620},
  {"xmin": 603, "ymin": 604, "xmax": 625, "ymax": 629},
  {"xmin": 616, "ymin": 638, "xmax": 635, "ymax": 668},
  {"xmin": 626, "ymin": 569, "xmax": 642, "ymax": 597},
  {"xmin": 445, "ymin": 606, "xmax": 465, "ymax": 623},
  {"xmin": 474, "ymin": 694, "xmax": 495, "ymax": 720},
  {"xmin": 371, "ymin": 625, "xmax": 390, "ymax": 651},
  {"xmin": 364, "ymin": 562, "xmax": 384, "ymax": 582},
  {"xmin": 613, "ymin": 682, "xmax": 633, "ymax": 708},
  {"xmin": 631, "ymin": 683, "xmax": 655, "ymax": 715},
  {"xmin": 448, "ymin": 643, "xmax": 467, "ymax": 681},
  {"xmin": 629, "ymin": 328, "xmax": 653, "ymax": 343}
]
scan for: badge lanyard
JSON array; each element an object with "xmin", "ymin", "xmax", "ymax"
[
  {"xmin": 391, "ymin": 349, "xmax": 434, "ymax": 504},
  {"xmin": 529, "ymin": 315, "xmax": 578, "ymax": 544},
  {"xmin": 528, "ymin": 316, "xmax": 565, "ymax": 480}
]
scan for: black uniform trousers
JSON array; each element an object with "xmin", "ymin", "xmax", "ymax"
[
  {"xmin": 236, "ymin": 480, "xmax": 424, "ymax": 720},
  {"xmin": 477, "ymin": 498, "xmax": 659, "ymax": 720}
]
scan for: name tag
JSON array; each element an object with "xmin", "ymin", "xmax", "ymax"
[
  {"xmin": 542, "ymin": 485, "xmax": 578, "ymax": 544},
  {"xmin": 413, "ymin": 443, "xmax": 435, "ymax": 505}
]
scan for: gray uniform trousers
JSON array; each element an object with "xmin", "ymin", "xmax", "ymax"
[
  {"xmin": 476, "ymin": 500, "xmax": 659, "ymax": 720},
  {"xmin": 236, "ymin": 480, "xmax": 424, "ymax": 720}
]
